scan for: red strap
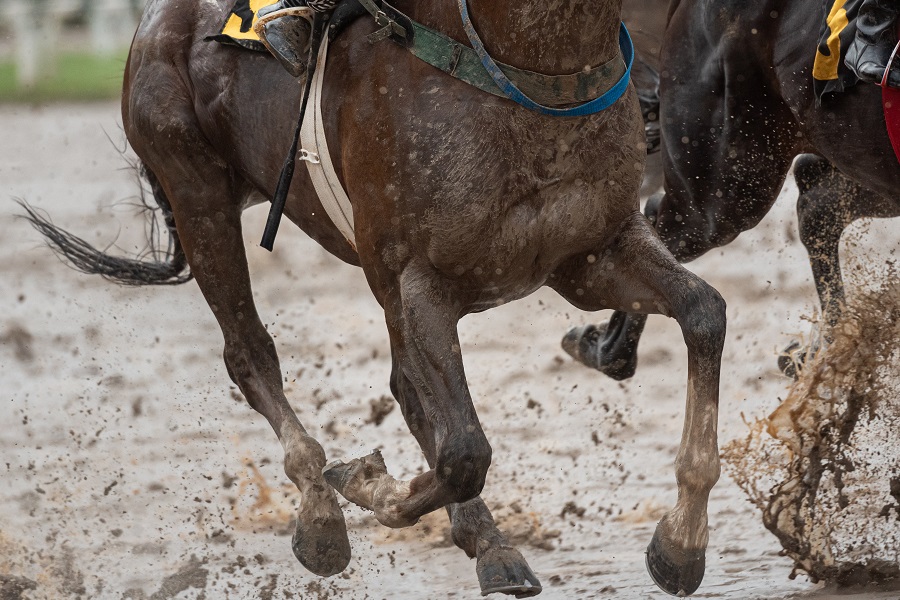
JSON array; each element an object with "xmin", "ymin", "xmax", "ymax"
[
  {"xmin": 882, "ymin": 38, "xmax": 900, "ymax": 164},
  {"xmin": 879, "ymin": 40, "xmax": 900, "ymax": 87}
]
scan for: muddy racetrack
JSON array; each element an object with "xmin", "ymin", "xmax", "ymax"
[{"xmin": 2, "ymin": 103, "xmax": 898, "ymax": 599}]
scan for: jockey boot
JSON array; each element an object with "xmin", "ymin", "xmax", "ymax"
[
  {"xmin": 845, "ymin": 0, "xmax": 900, "ymax": 87},
  {"xmin": 255, "ymin": 0, "xmax": 338, "ymax": 77}
]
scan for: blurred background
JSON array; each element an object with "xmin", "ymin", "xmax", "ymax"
[{"xmin": 0, "ymin": 0, "xmax": 143, "ymax": 101}]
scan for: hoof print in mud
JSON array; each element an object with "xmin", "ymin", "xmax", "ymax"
[{"xmin": 645, "ymin": 530, "xmax": 705, "ymax": 597}]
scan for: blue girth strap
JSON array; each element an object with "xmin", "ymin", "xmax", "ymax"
[{"xmin": 457, "ymin": 0, "xmax": 634, "ymax": 117}]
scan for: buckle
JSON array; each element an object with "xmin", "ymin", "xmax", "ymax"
[{"xmin": 367, "ymin": 10, "xmax": 407, "ymax": 43}]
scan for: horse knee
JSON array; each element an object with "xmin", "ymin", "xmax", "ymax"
[
  {"xmin": 436, "ymin": 434, "xmax": 493, "ymax": 502},
  {"xmin": 678, "ymin": 281, "xmax": 727, "ymax": 355}
]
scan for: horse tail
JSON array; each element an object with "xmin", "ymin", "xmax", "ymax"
[
  {"xmin": 632, "ymin": 53, "xmax": 661, "ymax": 155},
  {"xmin": 19, "ymin": 162, "xmax": 193, "ymax": 286}
]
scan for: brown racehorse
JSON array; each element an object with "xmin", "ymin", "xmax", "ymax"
[
  {"xmin": 23, "ymin": 0, "xmax": 723, "ymax": 596},
  {"xmin": 565, "ymin": 0, "xmax": 900, "ymax": 381}
]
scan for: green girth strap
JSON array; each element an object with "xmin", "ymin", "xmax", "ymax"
[{"xmin": 355, "ymin": 0, "xmax": 627, "ymax": 107}]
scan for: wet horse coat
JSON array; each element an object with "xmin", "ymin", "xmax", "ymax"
[
  {"xmin": 26, "ymin": 0, "xmax": 725, "ymax": 596},
  {"xmin": 568, "ymin": 0, "xmax": 900, "ymax": 380}
]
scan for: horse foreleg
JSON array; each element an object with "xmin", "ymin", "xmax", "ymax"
[
  {"xmin": 553, "ymin": 213, "xmax": 725, "ymax": 596},
  {"xmin": 325, "ymin": 266, "xmax": 492, "ymax": 528},
  {"xmin": 139, "ymin": 158, "xmax": 350, "ymax": 575},
  {"xmin": 389, "ymin": 351, "xmax": 541, "ymax": 597}
]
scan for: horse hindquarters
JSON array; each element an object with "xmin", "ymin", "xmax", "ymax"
[{"xmin": 122, "ymin": 37, "xmax": 351, "ymax": 576}]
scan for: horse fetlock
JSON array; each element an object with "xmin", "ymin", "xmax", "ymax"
[
  {"xmin": 674, "ymin": 452, "xmax": 720, "ymax": 498},
  {"xmin": 657, "ymin": 503, "xmax": 711, "ymax": 554},
  {"xmin": 282, "ymin": 427, "xmax": 327, "ymax": 486}
]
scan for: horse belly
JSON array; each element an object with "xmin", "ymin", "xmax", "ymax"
[{"xmin": 420, "ymin": 177, "xmax": 636, "ymax": 301}]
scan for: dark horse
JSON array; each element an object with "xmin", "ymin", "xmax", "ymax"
[
  {"xmin": 565, "ymin": 0, "xmax": 900, "ymax": 380},
  {"xmin": 23, "ymin": 0, "xmax": 725, "ymax": 596}
]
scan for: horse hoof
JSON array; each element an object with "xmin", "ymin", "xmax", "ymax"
[
  {"xmin": 291, "ymin": 492, "xmax": 352, "ymax": 576},
  {"xmin": 323, "ymin": 451, "xmax": 388, "ymax": 495},
  {"xmin": 645, "ymin": 529, "xmax": 705, "ymax": 597},
  {"xmin": 322, "ymin": 459, "xmax": 355, "ymax": 491},
  {"xmin": 561, "ymin": 322, "xmax": 636, "ymax": 380},
  {"xmin": 476, "ymin": 544, "xmax": 542, "ymax": 598},
  {"xmin": 778, "ymin": 340, "xmax": 805, "ymax": 380}
]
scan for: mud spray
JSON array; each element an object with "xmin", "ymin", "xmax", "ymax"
[{"xmin": 723, "ymin": 271, "xmax": 900, "ymax": 585}]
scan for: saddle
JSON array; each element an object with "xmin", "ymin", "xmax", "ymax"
[{"xmin": 209, "ymin": 0, "xmax": 373, "ymax": 51}]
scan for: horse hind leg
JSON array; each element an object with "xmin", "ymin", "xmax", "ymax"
[
  {"xmin": 130, "ymin": 111, "xmax": 350, "ymax": 574},
  {"xmin": 552, "ymin": 213, "xmax": 726, "ymax": 596},
  {"xmin": 780, "ymin": 154, "xmax": 900, "ymax": 376},
  {"xmin": 389, "ymin": 351, "xmax": 541, "ymax": 597}
]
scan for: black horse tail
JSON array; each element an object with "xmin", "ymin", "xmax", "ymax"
[
  {"xmin": 632, "ymin": 53, "xmax": 661, "ymax": 155},
  {"xmin": 19, "ymin": 163, "xmax": 192, "ymax": 286}
]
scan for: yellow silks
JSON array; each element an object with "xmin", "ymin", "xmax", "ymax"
[
  {"xmin": 813, "ymin": 0, "xmax": 850, "ymax": 81},
  {"xmin": 221, "ymin": 0, "xmax": 279, "ymax": 43}
]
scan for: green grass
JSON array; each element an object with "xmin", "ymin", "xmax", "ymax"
[{"xmin": 0, "ymin": 51, "xmax": 128, "ymax": 102}]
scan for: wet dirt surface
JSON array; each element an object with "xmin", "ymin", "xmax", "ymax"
[{"xmin": 2, "ymin": 103, "xmax": 898, "ymax": 599}]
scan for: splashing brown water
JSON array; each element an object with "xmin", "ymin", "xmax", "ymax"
[{"xmin": 723, "ymin": 275, "xmax": 900, "ymax": 585}]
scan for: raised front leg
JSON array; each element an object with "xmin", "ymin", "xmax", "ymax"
[
  {"xmin": 553, "ymin": 213, "xmax": 726, "ymax": 596},
  {"xmin": 324, "ymin": 264, "xmax": 492, "ymax": 528}
]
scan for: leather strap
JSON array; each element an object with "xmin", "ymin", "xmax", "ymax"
[
  {"xmin": 300, "ymin": 36, "xmax": 358, "ymax": 249},
  {"xmin": 355, "ymin": 0, "xmax": 628, "ymax": 108}
]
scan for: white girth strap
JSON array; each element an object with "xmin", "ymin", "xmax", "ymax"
[{"xmin": 300, "ymin": 35, "xmax": 357, "ymax": 250}]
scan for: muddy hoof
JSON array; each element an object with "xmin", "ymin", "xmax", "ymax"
[
  {"xmin": 561, "ymin": 322, "xmax": 637, "ymax": 381},
  {"xmin": 291, "ymin": 516, "xmax": 351, "ymax": 577},
  {"xmin": 645, "ymin": 529, "xmax": 705, "ymax": 597},
  {"xmin": 777, "ymin": 340, "xmax": 806, "ymax": 380},
  {"xmin": 476, "ymin": 544, "xmax": 542, "ymax": 597},
  {"xmin": 322, "ymin": 459, "xmax": 358, "ymax": 492},
  {"xmin": 322, "ymin": 451, "xmax": 387, "ymax": 498}
]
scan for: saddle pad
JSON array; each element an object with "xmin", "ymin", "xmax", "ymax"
[
  {"xmin": 209, "ymin": 0, "xmax": 279, "ymax": 51},
  {"xmin": 813, "ymin": 0, "xmax": 863, "ymax": 101}
]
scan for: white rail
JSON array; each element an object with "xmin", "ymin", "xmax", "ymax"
[{"xmin": 4, "ymin": 0, "xmax": 144, "ymax": 88}]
